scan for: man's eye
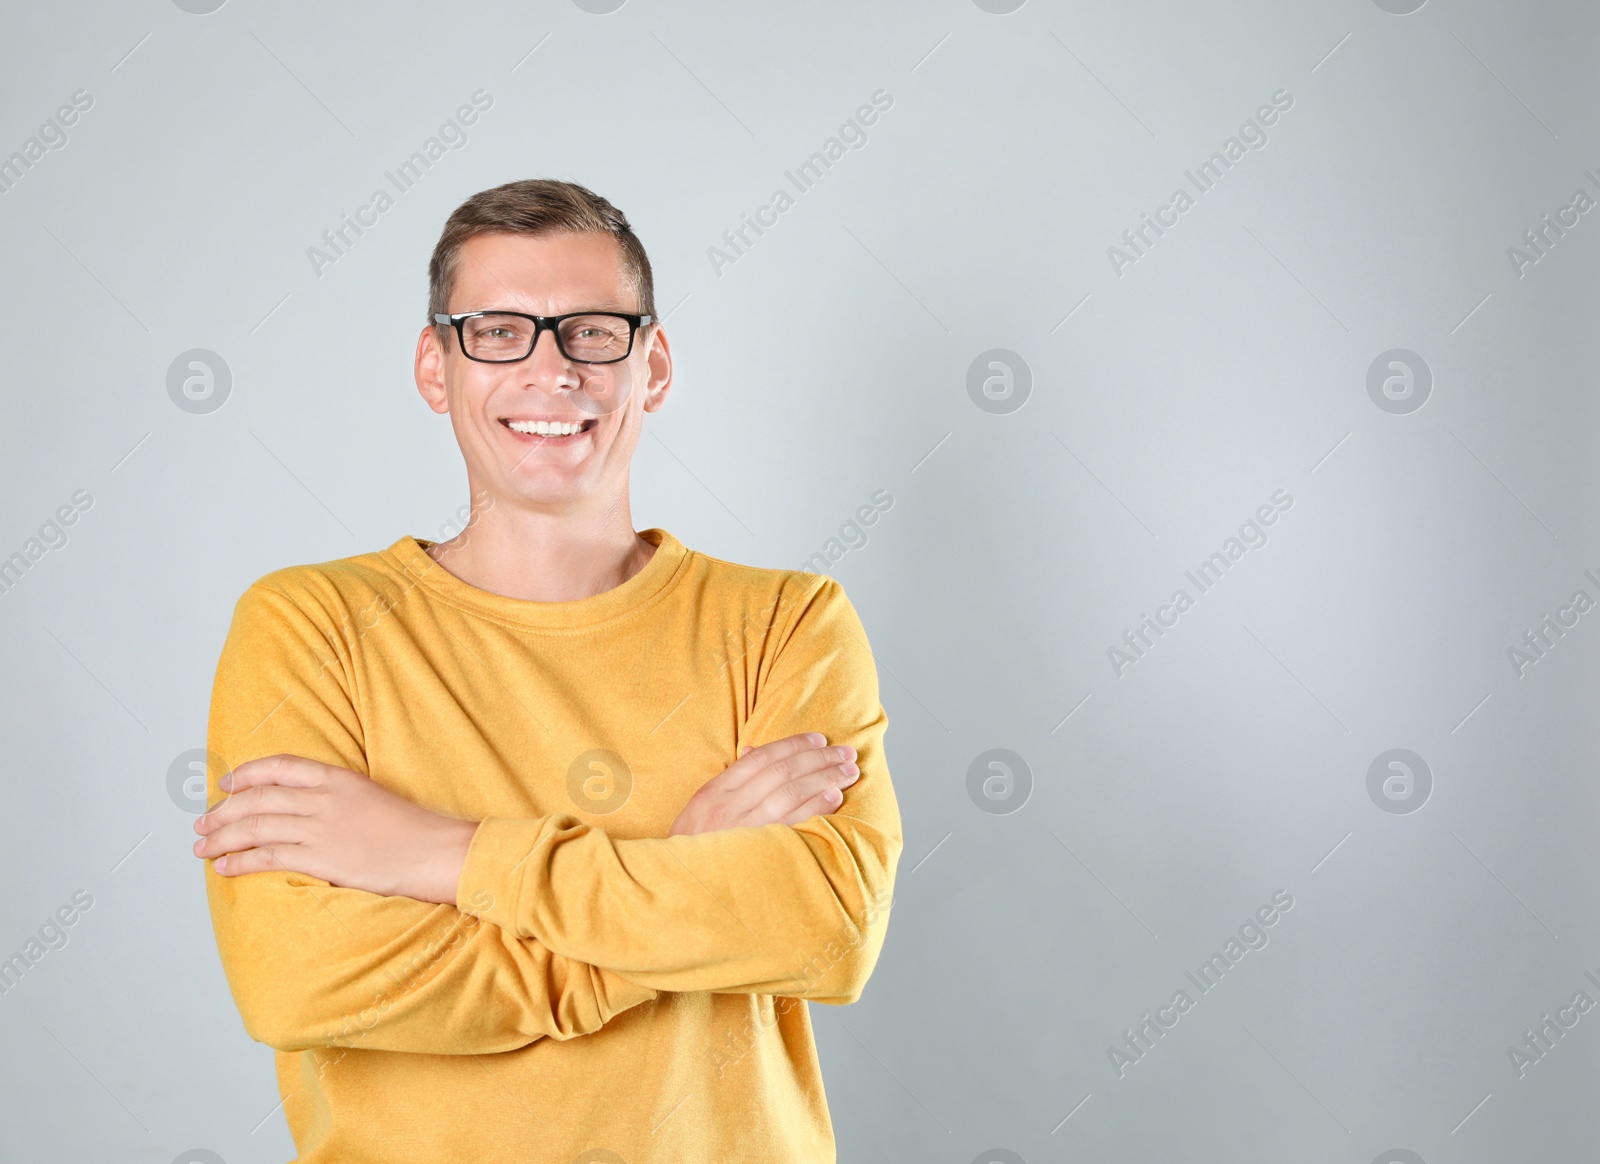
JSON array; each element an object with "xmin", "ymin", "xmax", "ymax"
[{"xmin": 484, "ymin": 327, "xmax": 515, "ymax": 340}]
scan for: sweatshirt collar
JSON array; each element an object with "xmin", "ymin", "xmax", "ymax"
[{"xmin": 383, "ymin": 528, "xmax": 689, "ymax": 631}]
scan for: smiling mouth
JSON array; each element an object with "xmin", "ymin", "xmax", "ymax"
[{"xmin": 500, "ymin": 418, "xmax": 598, "ymax": 439}]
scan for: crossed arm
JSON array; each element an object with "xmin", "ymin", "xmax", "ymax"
[
  {"xmin": 193, "ymin": 735, "xmax": 862, "ymax": 905},
  {"xmin": 196, "ymin": 578, "xmax": 902, "ymax": 1055}
]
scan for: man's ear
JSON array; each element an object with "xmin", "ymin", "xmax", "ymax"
[
  {"xmin": 415, "ymin": 324, "xmax": 450, "ymax": 415},
  {"xmin": 641, "ymin": 324, "xmax": 673, "ymax": 414}
]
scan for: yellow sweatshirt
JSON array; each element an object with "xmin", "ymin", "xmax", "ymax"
[{"xmin": 203, "ymin": 528, "xmax": 902, "ymax": 1163}]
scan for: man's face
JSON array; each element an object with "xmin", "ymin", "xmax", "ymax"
[{"xmin": 415, "ymin": 229, "xmax": 671, "ymax": 516}]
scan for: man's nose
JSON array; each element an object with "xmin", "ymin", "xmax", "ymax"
[{"xmin": 522, "ymin": 327, "xmax": 578, "ymax": 388}]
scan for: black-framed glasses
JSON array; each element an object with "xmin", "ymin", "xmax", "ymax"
[{"xmin": 432, "ymin": 310, "xmax": 654, "ymax": 365}]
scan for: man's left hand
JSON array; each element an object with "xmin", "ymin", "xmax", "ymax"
[{"xmin": 193, "ymin": 755, "xmax": 479, "ymax": 906}]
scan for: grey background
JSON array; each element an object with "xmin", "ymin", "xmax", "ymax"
[{"xmin": 0, "ymin": 0, "xmax": 1595, "ymax": 1161}]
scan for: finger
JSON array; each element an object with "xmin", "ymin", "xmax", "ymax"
[
  {"xmin": 774, "ymin": 785, "xmax": 844, "ymax": 827},
  {"xmin": 694, "ymin": 733, "xmax": 823, "ymax": 797},
  {"xmin": 744, "ymin": 747, "xmax": 856, "ymax": 810},
  {"xmin": 731, "ymin": 747, "xmax": 856, "ymax": 820},
  {"xmin": 196, "ymin": 785, "xmax": 317, "ymax": 833},
  {"xmin": 739, "ymin": 754, "xmax": 857, "ymax": 825},
  {"xmin": 221, "ymin": 754, "xmax": 328, "ymax": 794},
  {"xmin": 195, "ymin": 814, "xmax": 310, "ymax": 859},
  {"xmin": 212, "ymin": 846, "xmax": 299, "ymax": 877},
  {"xmin": 718, "ymin": 732, "xmax": 828, "ymax": 791}
]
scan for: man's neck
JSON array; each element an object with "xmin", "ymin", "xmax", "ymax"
[{"xmin": 424, "ymin": 494, "xmax": 656, "ymax": 603}]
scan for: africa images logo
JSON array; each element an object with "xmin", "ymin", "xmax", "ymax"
[
  {"xmin": 966, "ymin": 350, "xmax": 1031, "ymax": 415},
  {"xmin": 167, "ymin": 349, "xmax": 232, "ymax": 414}
]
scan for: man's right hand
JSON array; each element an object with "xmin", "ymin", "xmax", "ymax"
[{"xmin": 668, "ymin": 732, "xmax": 860, "ymax": 837}]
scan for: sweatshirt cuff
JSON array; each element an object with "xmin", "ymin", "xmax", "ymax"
[
  {"xmin": 456, "ymin": 817, "xmax": 545, "ymax": 938},
  {"xmin": 593, "ymin": 964, "xmax": 662, "ymax": 1016},
  {"xmin": 457, "ymin": 817, "xmax": 661, "ymax": 1015}
]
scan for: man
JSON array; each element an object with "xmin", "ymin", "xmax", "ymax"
[{"xmin": 192, "ymin": 179, "xmax": 902, "ymax": 1163}]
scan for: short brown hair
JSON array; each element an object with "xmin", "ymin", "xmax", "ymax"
[{"xmin": 427, "ymin": 179, "xmax": 657, "ymax": 337}]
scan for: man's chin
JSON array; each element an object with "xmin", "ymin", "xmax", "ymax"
[{"xmin": 492, "ymin": 475, "xmax": 599, "ymax": 513}]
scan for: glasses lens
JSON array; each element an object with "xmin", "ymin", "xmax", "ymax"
[
  {"xmin": 460, "ymin": 314, "xmax": 536, "ymax": 361},
  {"xmin": 558, "ymin": 315, "xmax": 634, "ymax": 363}
]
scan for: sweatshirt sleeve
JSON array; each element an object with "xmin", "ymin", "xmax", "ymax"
[
  {"xmin": 203, "ymin": 582, "xmax": 660, "ymax": 1055},
  {"xmin": 455, "ymin": 575, "xmax": 904, "ymax": 1004}
]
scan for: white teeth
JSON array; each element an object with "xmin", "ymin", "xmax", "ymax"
[{"xmin": 506, "ymin": 420, "xmax": 585, "ymax": 436}]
